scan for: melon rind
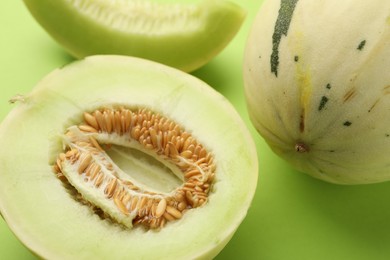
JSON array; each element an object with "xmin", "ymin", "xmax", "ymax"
[
  {"xmin": 0, "ymin": 55, "xmax": 257, "ymax": 259},
  {"xmin": 244, "ymin": 0, "xmax": 390, "ymax": 184},
  {"xmin": 22, "ymin": 0, "xmax": 246, "ymax": 72}
]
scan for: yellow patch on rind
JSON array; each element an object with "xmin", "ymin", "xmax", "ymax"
[{"xmin": 288, "ymin": 29, "xmax": 313, "ymax": 131}]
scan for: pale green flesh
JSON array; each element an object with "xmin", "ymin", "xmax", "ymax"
[
  {"xmin": 0, "ymin": 55, "xmax": 258, "ymax": 259},
  {"xmin": 23, "ymin": 0, "xmax": 246, "ymax": 72},
  {"xmin": 244, "ymin": 0, "xmax": 390, "ymax": 184},
  {"xmin": 106, "ymin": 145, "xmax": 183, "ymax": 193}
]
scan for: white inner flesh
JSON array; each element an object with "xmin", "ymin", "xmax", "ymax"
[
  {"xmin": 67, "ymin": 0, "xmax": 202, "ymax": 34},
  {"xmin": 61, "ymin": 160, "xmax": 138, "ymax": 228}
]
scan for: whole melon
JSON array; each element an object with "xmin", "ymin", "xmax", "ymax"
[{"xmin": 243, "ymin": 0, "xmax": 390, "ymax": 184}]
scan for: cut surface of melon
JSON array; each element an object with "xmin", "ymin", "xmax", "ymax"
[
  {"xmin": 23, "ymin": 0, "xmax": 246, "ymax": 72},
  {"xmin": 0, "ymin": 55, "xmax": 257, "ymax": 259}
]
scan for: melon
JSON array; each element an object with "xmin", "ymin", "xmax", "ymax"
[
  {"xmin": 243, "ymin": 0, "xmax": 390, "ymax": 184},
  {"xmin": 0, "ymin": 55, "xmax": 258, "ymax": 259},
  {"xmin": 22, "ymin": 0, "xmax": 246, "ymax": 72}
]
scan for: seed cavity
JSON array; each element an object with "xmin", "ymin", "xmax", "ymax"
[{"xmin": 53, "ymin": 107, "xmax": 215, "ymax": 230}]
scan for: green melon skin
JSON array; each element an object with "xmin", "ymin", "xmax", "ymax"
[
  {"xmin": 243, "ymin": 0, "xmax": 390, "ymax": 184},
  {"xmin": 22, "ymin": 0, "xmax": 246, "ymax": 73},
  {"xmin": 0, "ymin": 55, "xmax": 258, "ymax": 259}
]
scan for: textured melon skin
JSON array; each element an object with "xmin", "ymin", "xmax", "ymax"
[
  {"xmin": 244, "ymin": 0, "xmax": 390, "ymax": 184},
  {"xmin": 23, "ymin": 0, "xmax": 246, "ymax": 73},
  {"xmin": 0, "ymin": 56, "xmax": 258, "ymax": 259}
]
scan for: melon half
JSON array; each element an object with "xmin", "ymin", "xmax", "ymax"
[{"xmin": 0, "ymin": 55, "xmax": 258, "ymax": 259}]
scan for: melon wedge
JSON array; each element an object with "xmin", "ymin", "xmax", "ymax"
[{"xmin": 23, "ymin": 0, "xmax": 246, "ymax": 72}]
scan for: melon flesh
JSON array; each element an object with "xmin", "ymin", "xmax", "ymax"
[
  {"xmin": 0, "ymin": 55, "xmax": 258, "ymax": 259},
  {"xmin": 244, "ymin": 0, "xmax": 390, "ymax": 184},
  {"xmin": 23, "ymin": 0, "xmax": 246, "ymax": 72}
]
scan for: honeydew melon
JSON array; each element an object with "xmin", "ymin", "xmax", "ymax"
[
  {"xmin": 22, "ymin": 0, "xmax": 246, "ymax": 72},
  {"xmin": 244, "ymin": 0, "xmax": 390, "ymax": 184},
  {"xmin": 0, "ymin": 55, "xmax": 258, "ymax": 259}
]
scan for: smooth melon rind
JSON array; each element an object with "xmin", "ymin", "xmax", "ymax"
[
  {"xmin": 0, "ymin": 55, "xmax": 258, "ymax": 259},
  {"xmin": 244, "ymin": 0, "xmax": 390, "ymax": 184}
]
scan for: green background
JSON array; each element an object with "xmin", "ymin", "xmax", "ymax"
[{"xmin": 1, "ymin": 1, "xmax": 390, "ymax": 259}]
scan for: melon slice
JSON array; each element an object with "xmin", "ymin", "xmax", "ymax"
[
  {"xmin": 23, "ymin": 0, "xmax": 246, "ymax": 72},
  {"xmin": 0, "ymin": 55, "xmax": 258, "ymax": 259}
]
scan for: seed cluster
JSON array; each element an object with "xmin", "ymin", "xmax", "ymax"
[{"xmin": 54, "ymin": 107, "xmax": 215, "ymax": 229}]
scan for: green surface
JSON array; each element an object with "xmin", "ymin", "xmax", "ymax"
[{"xmin": 1, "ymin": 1, "xmax": 390, "ymax": 259}]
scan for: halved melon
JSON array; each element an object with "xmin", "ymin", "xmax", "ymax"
[
  {"xmin": 22, "ymin": 0, "xmax": 246, "ymax": 72},
  {"xmin": 0, "ymin": 55, "xmax": 257, "ymax": 259}
]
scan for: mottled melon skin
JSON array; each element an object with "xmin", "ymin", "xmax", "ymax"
[
  {"xmin": 244, "ymin": 0, "xmax": 390, "ymax": 184},
  {"xmin": 22, "ymin": 0, "xmax": 246, "ymax": 72},
  {"xmin": 0, "ymin": 55, "xmax": 258, "ymax": 259}
]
